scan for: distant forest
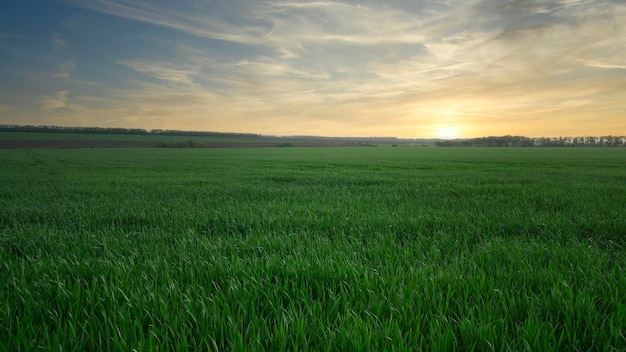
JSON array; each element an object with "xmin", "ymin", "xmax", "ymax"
[
  {"xmin": 434, "ymin": 135, "xmax": 626, "ymax": 147},
  {"xmin": 1, "ymin": 124, "xmax": 625, "ymax": 147},
  {"xmin": 0, "ymin": 124, "xmax": 261, "ymax": 138}
]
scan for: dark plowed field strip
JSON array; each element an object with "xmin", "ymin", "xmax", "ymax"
[
  {"xmin": 1, "ymin": 140, "xmax": 388, "ymax": 148},
  {"xmin": 0, "ymin": 140, "xmax": 157, "ymax": 148}
]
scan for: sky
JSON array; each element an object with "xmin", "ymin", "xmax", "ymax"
[{"xmin": 1, "ymin": 0, "xmax": 625, "ymax": 138}]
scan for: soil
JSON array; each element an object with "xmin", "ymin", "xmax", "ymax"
[
  {"xmin": 0, "ymin": 141, "xmax": 157, "ymax": 149},
  {"xmin": 0, "ymin": 140, "xmax": 358, "ymax": 149}
]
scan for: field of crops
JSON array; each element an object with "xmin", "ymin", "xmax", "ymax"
[{"xmin": 1, "ymin": 147, "xmax": 625, "ymax": 350}]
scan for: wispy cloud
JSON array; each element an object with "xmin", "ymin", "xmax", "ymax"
[
  {"xmin": 51, "ymin": 35, "xmax": 67, "ymax": 52},
  {"xmin": 116, "ymin": 59, "xmax": 199, "ymax": 87},
  {"xmin": 41, "ymin": 90, "xmax": 69, "ymax": 111},
  {"xmin": 260, "ymin": 1, "xmax": 430, "ymax": 46},
  {"xmin": 582, "ymin": 60, "xmax": 626, "ymax": 70},
  {"xmin": 54, "ymin": 59, "xmax": 75, "ymax": 78},
  {"xmin": 62, "ymin": 0, "xmax": 270, "ymax": 44}
]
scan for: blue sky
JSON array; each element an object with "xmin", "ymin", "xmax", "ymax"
[{"xmin": 1, "ymin": 0, "xmax": 625, "ymax": 138}]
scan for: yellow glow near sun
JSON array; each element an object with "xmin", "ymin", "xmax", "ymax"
[{"xmin": 436, "ymin": 126, "xmax": 459, "ymax": 139}]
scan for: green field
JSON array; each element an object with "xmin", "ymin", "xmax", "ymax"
[{"xmin": 1, "ymin": 148, "xmax": 625, "ymax": 350}]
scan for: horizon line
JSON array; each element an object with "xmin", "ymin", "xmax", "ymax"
[{"xmin": 1, "ymin": 123, "xmax": 625, "ymax": 141}]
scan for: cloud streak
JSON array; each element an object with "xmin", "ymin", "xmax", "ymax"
[
  {"xmin": 54, "ymin": 59, "xmax": 75, "ymax": 78},
  {"xmin": 41, "ymin": 90, "xmax": 69, "ymax": 111},
  {"xmin": 63, "ymin": 0, "xmax": 271, "ymax": 45}
]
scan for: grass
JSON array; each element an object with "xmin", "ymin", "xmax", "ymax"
[{"xmin": 1, "ymin": 147, "xmax": 625, "ymax": 350}]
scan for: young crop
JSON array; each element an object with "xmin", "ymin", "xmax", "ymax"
[{"xmin": 0, "ymin": 147, "xmax": 624, "ymax": 350}]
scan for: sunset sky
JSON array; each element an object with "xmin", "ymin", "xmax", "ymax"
[{"xmin": 1, "ymin": 0, "xmax": 625, "ymax": 138}]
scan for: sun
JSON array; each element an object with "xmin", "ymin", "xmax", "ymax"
[{"xmin": 436, "ymin": 126, "xmax": 459, "ymax": 139}]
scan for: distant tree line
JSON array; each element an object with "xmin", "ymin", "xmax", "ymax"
[
  {"xmin": 0, "ymin": 124, "xmax": 150, "ymax": 135},
  {"xmin": 0, "ymin": 124, "xmax": 261, "ymax": 138},
  {"xmin": 435, "ymin": 135, "xmax": 626, "ymax": 147}
]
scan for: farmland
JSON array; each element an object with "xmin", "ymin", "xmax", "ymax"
[
  {"xmin": 1, "ymin": 147, "xmax": 625, "ymax": 350},
  {"xmin": 0, "ymin": 131, "xmax": 431, "ymax": 148}
]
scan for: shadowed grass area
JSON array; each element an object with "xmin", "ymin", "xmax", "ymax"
[{"xmin": 1, "ymin": 147, "xmax": 625, "ymax": 350}]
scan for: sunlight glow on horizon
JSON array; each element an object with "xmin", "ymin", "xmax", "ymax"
[{"xmin": 435, "ymin": 126, "xmax": 460, "ymax": 140}]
